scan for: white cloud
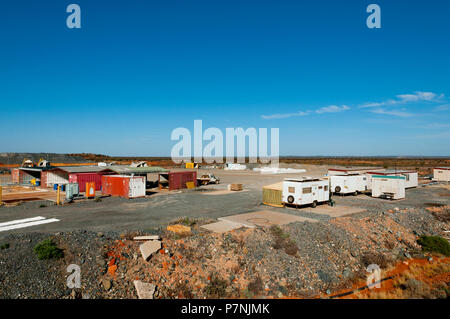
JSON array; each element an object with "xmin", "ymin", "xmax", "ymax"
[
  {"xmin": 360, "ymin": 91, "xmax": 444, "ymax": 108},
  {"xmin": 369, "ymin": 108, "xmax": 413, "ymax": 117},
  {"xmin": 315, "ymin": 105, "xmax": 350, "ymax": 114},
  {"xmin": 261, "ymin": 104, "xmax": 350, "ymax": 119},
  {"xmin": 261, "ymin": 111, "xmax": 310, "ymax": 120},
  {"xmin": 434, "ymin": 104, "xmax": 450, "ymax": 112}
]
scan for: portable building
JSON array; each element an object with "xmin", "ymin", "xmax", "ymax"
[
  {"xmin": 329, "ymin": 174, "xmax": 367, "ymax": 195},
  {"xmin": 101, "ymin": 175, "xmax": 146, "ymax": 199},
  {"xmin": 158, "ymin": 171, "xmax": 197, "ymax": 191},
  {"xmin": 224, "ymin": 163, "xmax": 247, "ymax": 170},
  {"xmin": 433, "ymin": 167, "xmax": 450, "ymax": 182},
  {"xmin": 68, "ymin": 171, "xmax": 114, "ymax": 192},
  {"xmin": 43, "ymin": 166, "xmax": 113, "ymax": 188},
  {"xmin": 262, "ymin": 182, "xmax": 283, "ymax": 207},
  {"xmin": 282, "ymin": 178, "xmax": 329, "ymax": 207},
  {"xmin": 371, "ymin": 175, "xmax": 406, "ymax": 200},
  {"xmin": 366, "ymin": 170, "xmax": 418, "ymax": 189},
  {"xmin": 327, "ymin": 167, "xmax": 384, "ymax": 176}
]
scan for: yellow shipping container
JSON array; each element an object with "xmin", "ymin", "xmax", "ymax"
[
  {"xmin": 262, "ymin": 182, "xmax": 283, "ymax": 207},
  {"xmin": 185, "ymin": 163, "xmax": 195, "ymax": 169}
]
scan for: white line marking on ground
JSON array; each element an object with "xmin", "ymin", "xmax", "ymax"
[
  {"xmin": 0, "ymin": 216, "xmax": 46, "ymax": 227},
  {"xmin": 0, "ymin": 218, "xmax": 60, "ymax": 232}
]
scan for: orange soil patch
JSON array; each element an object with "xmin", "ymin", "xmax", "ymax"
[{"xmin": 327, "ymin": 257, "xmax": 450, "ymax": 299}]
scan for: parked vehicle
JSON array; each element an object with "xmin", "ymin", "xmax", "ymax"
[
  {"xmin": 282, "ymin": 178, "xmax": 329, "ymax": 208},
  {"xmin": 329, "ymin": 174, "xmax": 367, "ymax": 195},
  {"xmin": 197, "ymin": 173, "xmax": 220, "ymax": 185}
]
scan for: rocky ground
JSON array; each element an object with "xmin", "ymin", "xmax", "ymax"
[{"xmin": 0, "ymin": 204, "xmax": 448, "ymax": 299}]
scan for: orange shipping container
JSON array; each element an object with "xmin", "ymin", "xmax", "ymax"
[{"xmin": 101, "ymin": 175, "xmax": 146, "ymax": 199}]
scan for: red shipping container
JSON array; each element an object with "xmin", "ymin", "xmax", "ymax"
[
  {"xmin": 69, "ymin": 172, "xmax": 112, "ymax": 192},
  {"xmin": 160, "ymin": 171, "xmax": 197, "ymax": 191},
  {"xmin": 101, "ymin": 175, "xmax": 146, "ymax": 199}
]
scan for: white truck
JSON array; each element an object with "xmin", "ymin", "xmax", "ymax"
[
  {"xmin": 282, "ymin": 178, "xmax": 330, "ymax": 208},
  {"xmin": 328, "ymin": 174, "xmax": 367, "ymax": 195}
]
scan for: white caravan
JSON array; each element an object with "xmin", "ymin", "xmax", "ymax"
[
  {"xmin": 329, "ymin": 174, "xmax": 367, "ymax": 195},
  {"xmin": 282, "ymin": 178, "xmax": 330, "ymax": 207},
  {"xmin": 371, "ymin": 175, "xmax": 406, "ymax": 200}
]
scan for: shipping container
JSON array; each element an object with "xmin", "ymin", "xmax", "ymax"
[
  {"xmin": 371, "ymin": 175, "xmax": 406, "ymax": 200},
  {"xmin": 102, "ymin": 175, "xmax": 146, "ymax": 199},
  {"xmin": 158, "ymin": 171, "xmax": 197, "ymax": 191},
  {"xmin": 262, "ymin": 182, "xmax": 283, "ymax": 207},
  {"xmin": 69, "ymin": 172, "xmax": 113, "ymax": 192},
  {"xmin": 433, "ymin": 167, "xmax": 450, "ymax": 182},
  {"xmin": 282, "ymin": 178, "xmax": 329, "ymax": 207}
]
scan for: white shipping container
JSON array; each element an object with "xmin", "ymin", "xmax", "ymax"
[
  {"xmin": 129, "ymin": 176, "xmax": 146, "ymax": 198},
  {"xmin": 371, "ymin": 175, "xmax": 406, "ymax": 200},
  {"xmin": 282, "ymin": 178, "xmax": 329, "ymax": 207},
  {"xmin": 433, "ymin": 167, "xmax": 450, "ymax": 182},
  {"xmin": 329, "ymin": 174, "xmax": 367, "ymax": 195}
]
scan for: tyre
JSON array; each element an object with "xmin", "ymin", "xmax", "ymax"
[
  {"xmin": 311, "ymin": 200, "xmax": 317, "ymax": 208},
  {"xmin": 335, "ymin": 186, "xmax": 341, "ymax": 193},
  {"xmin": 287, "ymin": 195, "xmax": 295, "ymax": 204}
]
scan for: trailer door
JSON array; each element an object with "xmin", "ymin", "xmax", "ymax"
[{"xmin": 300, "ymin": 186, "xmax": 313, "ymax": 204}]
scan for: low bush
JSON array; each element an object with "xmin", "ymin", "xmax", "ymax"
[
  {"xmin": 0, "ymin": 243, "xmax": 10, "ymax": 250},
  {"xmin": 417, "ymin": 235, "xmax": 450, "ymax": 256},
  {"xmin": 34, "ymin": 238, "xmax": 64, "ymax": 260}
]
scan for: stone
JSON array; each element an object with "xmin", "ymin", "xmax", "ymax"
[
  {"xmin": 140, "ymin": 240, "xmax": 162, "ymax": 261},
  {"xmin": 134, "ymin": 280, "xmax": 156, "ymax": 299},
  {"xmin": 133, "ymin": 235, "xmax": 160, "ymax": 241},
  {"xmin": 167, "ymin": 224, "xmax": 191, "ymax": 234},
  {"xmin": 102, "ymin": 279, "xmax": 112, "ymax": 291}
]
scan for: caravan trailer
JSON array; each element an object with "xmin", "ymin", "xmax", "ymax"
[
  {"xmin": 371, "ymin": 175, "xmax": 406, "ymax": 200},
  {"xmin": 282, "ymin": 178, "xmax": 329, "ymax": 207},
  {"xmin": 329, "ymin": 174, "xmax": 367, "ymax": 195}
]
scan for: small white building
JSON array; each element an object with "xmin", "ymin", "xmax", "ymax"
[
  {"xmin": 367, "ymin": 170, "xmax": 418, "ymax": 189},
  {"xmin": 327, "ymin": 167, "xmax": 384, "ymax": 176},
  {"xmin": 371, "ymin": 175, "xmax": 406, "ymax": 200},
  {"xmin": 224, "ymin": 163, "xmax": 247, "ymax": 170},
  {"xmin": 433, "ymin": 167, "xmax": 450, "ymax": 182},
  {"xmin": 282, "ymin": 177, "xmax": 329, "ymax": 207},
  {"xmin": 328, "ymin": 174, "xmax": 367, "ymax": 195}
]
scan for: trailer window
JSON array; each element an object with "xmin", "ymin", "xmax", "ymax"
[
  {"xmin": 288, "ymin": 187, "xmax": 295, "ymax": 193},
  {"xmin": 318, "ymin": 186, "xmax": 323, "ymax": 189},
  {"xmin": 324, "ymin": 185, "xmax": 328, "ymax": 191},
  {"xmin": 303, "ymin": 187, "xmax": 312, "ymax": 194}
]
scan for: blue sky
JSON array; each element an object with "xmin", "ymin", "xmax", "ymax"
[{"xmin": 1, "ymin": 0, "xmax": 449, "ymax": 156}]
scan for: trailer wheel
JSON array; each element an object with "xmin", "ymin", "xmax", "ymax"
[
  {"xmin": 335, "ymin": 186, "xmax": 341, "ymax": 193},
  {"xmin": 311, "ymin": 200, "xmax": 317, "ymax": 208},
  {"xmin": 287, "ymin": 195, "xmax": 294, "ymax": 204}
]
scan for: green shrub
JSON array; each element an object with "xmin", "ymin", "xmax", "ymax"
[
  {"xmin": 417, "ymin": 236, "xmax": 450, "ymax": 256},
  {"xmin": 0, "ymin": 243, "xmax": 10, "ymax": 250},
  {"xmin": 204, "ymin": 274, "xmax": 228, "ymax": 298},
  {"xmin": 33, "ymin": 238, "xmax": 64, "ymax": 260}
]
